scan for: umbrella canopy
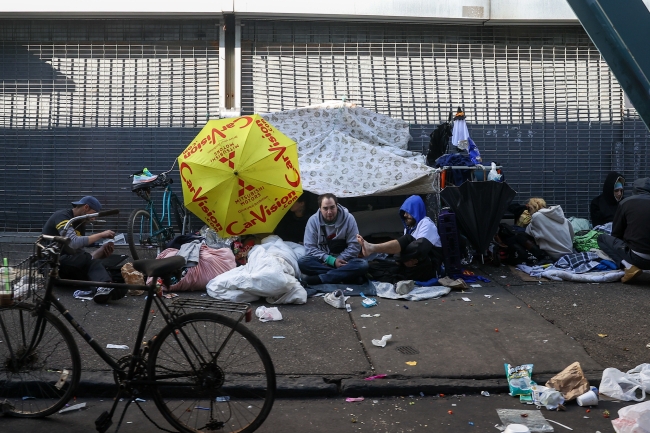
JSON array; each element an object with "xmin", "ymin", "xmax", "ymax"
[
  {"xmin": 440, "ymin": 181, "xmax": 517, "ymax": 254},
  {"xmin": 178, "ymin": 114, "xmax": 302, "ymax": 237}
]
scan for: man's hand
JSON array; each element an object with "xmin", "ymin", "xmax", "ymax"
[
  {"xmin": 402, "ymin": 258, "xmax": 418, "ymax": 268},
  {"xmin": 100, "ymin": 230, "xmax": 116, "ymax": 239},
  {"xmin": 92, "ymin": 241, "xmax": 114, "ymax": 259},
  {"xmin": 334, "ymin": 257, "xmax": 348, "ymax": 268}
]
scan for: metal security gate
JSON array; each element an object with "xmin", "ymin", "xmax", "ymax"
[
  {"xmin": 0, "ymin": 19, "xmax": 220, "ymax": 231},
  {"xmin": 241, "ymin": 20, "xmax": 649, "ymax": 218}
]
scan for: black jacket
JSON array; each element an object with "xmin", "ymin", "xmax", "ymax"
[
  {"xmin": 612, "ymin": 178, "xmax": 650, "ymax": 255},
  {"xmin": 590, "ymin": 171, "xmax": 624, "ymax": 226}
]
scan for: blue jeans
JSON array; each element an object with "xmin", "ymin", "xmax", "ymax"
[{"xmin": 298, "ymin": 256, "xmax": 369, "ymax": 284}]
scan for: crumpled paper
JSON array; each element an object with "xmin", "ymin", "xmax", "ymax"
[
  {"xmin": 255, "ymin": 306, "xmax": 283, "ymax": 322},
  {"xmin": 371, "ymin": 334, "xmax": 392, "ymax": 348}
]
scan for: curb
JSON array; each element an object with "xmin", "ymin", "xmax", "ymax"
[{"xmin": 73, "ymin": 372, "xmax": 604, "ymax": 399}]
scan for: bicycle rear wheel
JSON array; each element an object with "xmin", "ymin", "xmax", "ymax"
[
  {"xmin": 148, "ymin": 312, "xmax": 275, "ymax": 433},
  {"xmin": 127, "ymin": 208, "xmax": 164, "ymax": 260},
  {"xmin": 0, "ymin": 303, "xmax": 81, "ymax": 417}
]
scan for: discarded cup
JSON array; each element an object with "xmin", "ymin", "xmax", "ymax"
[{"xmin": 576, "ymin": 390, "xmax": 598, "ymax": 406}]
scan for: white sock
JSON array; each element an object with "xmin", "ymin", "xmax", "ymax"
[{"xmin": 621, "ymin": 260, "xmax": 633, "ymax": 270}]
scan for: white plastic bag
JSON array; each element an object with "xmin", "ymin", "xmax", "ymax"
[
  {"xmin": 255, "ymin": 306, "xmax": 283, "ymax": 322},
  {"xmin": 627, "ymin": 363, "xmax": 650, "ymax": 393},
  {"xmin": 612, "ymin": 400, "xmax": 650, "ymax": 433},
  {"xmin": 600, "ymin": 367, "xmax": 646, "ymax": 402},
  {"xmin": 487, "ymin": 162, "xmax": 502, "ymax": 181}
]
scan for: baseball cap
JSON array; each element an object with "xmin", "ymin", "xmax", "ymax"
[{"xmin": 71, "ymin": 196, "xmax": 102, "ymax": 212}]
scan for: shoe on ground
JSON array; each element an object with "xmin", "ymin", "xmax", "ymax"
[
  {"xmin": 395, "ymin": 280, "xmax": 415, "ymax": 295},
  {"xmin": 302, "ymin": 275, "xmax": 322, "ymax": 286},
  {"xmin": 93, "ymin": 287, "xmax": 115, "ymax": 304},
  {"xmin": 621, "ymin": 265, "xmax": 643, "ymax": 283},
  {"xmin": 324, "ymin": 289, "xmax": 346, "ymax": 309}
]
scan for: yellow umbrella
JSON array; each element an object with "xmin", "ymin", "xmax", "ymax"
[{"xmin": 178, "ymin": 114, "xmax": 302, "ymax": 237}]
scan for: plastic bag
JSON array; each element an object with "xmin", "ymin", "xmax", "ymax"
[
  {"xmin": 488, "ymin": 162, "xmax": 502, "ymax": 181},
  {"xmin": 612, "ymin": 400, "xmax": 650, "ymax": 433},
  {"xmin": 255, "ymin": 306, "xmax": 283, "ymax": 322},
  {"xmin": 627, "ymin": 363, "xmax": 650, "ymax": 393},
  {"xmin": 505, "ymin": 363, "xmax": 536, "ymax": 397},
  {"xmin": 600, "ymin": 367, "xmax": 646, "ymax": 402}
]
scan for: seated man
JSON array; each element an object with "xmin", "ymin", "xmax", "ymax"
[
  {"xmin": 356, "ymin": 195, "xmax": 443, "ymax": 285},
  {"xmin": 590, "ymin": 171, "xmax": 625, "ymax": 227},
  {"xmin": 42, "ymin": 196, "xmax": 126, "ymax": 303},
  {"xmin": 597, "ymin": 178, "xmax": 650, "ymax": 283},
  {"xmin": 298, "ymin": 193, "xmax": 369, "ymax": 285}
]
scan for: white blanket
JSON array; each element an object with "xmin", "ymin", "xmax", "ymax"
[
  {"xmin": 539, "ymin": 270, "xmax": 624, "ymax": 282},
  {"xmin": 373, "ymin": 281, "xmax": 451, "ymax": 301},
  {"xmin": 206, "ymin": 236, "xmax": 308, "ymax": 304}
]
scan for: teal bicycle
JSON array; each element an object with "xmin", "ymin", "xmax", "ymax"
[{"xmin": 127, "ymin": 167, "xmax": 194, "ymax": 260}]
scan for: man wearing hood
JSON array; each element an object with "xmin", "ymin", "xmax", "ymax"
[
  {"xmin": 299, "ymin": 193, "xmax": 369, "ymax": 285},
  {"xmin": 590, "ymin": 171, "xmax": 625, "ymax": 227},
  {"xmin": 356, "ymin": 195, "xmax": 442, "ymax": 286},
  {"xmin": 597, "ymin": 178, "xmax": 650, "ymax": 283}
]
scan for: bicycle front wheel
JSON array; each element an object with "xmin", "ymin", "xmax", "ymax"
[
  {"xmin": 127, "ymin": 208, "xmax": 163, "ymax": 260},
  {"xmin": 149, "ymin": 312, "xmax": 276, "ymax": 433},
  {"xmin": 0, "ymin": 303, "xmax": 81, "ymax": 417}
]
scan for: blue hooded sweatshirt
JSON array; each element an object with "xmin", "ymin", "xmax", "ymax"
[{"xmin": 400, "ymin": 196, "xmax": 441, "ymax": 247}]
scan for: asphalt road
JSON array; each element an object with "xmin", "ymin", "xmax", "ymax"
[{"xmin": 0, "ymin": 394, "xmax": 624, "ymax": 433}]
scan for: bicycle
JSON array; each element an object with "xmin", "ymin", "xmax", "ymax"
[
  {"xmin": 127, "ymin": 166, "xmax": 194, "ymax": 260},
  {"xmin": 0, "ymin": 210, "xmax": 276, "ymax": 433}
]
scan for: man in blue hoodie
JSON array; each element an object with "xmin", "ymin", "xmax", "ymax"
[
  {"xmin": 299, "ymin": 193, "xmax": 369, "ymax": 285},
  {"xmin": 357, "ymin": 195, "xmax": 442, "ymax": 285}
]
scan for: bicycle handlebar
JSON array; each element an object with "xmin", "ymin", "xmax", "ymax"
[
  {"xmin": 62, "ymin": 209, "xmax": 120, "ymax": 231},
  {"xmin": 40, "ymin": 234, "xmax": 71, "ymax": 245}
]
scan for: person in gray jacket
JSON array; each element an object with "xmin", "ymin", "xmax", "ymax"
[
  {"xmin": 298, "ymin": 193, "xmax": 369, "ymax": 285},
  {"xmin": 524, "ymin": 198, "xmax": 574, "ymax": 260}
]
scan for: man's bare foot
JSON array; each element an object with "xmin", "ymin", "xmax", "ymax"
[{"xmin": 356, "ymin": 234, "xmax": 374, "ymax": 257}]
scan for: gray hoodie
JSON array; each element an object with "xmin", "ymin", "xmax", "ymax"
[
  {"xmin": 303, "ymin": 204, "xmax": 361, "ymax": 262},
  {"xmin": 525, "ymin": 205, "xmax": 575, "ymax": 260}
]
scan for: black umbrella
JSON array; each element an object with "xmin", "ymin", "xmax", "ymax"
[{"xmin": 440, "ymin": 181, "xmax": 517, "ymax": 254}]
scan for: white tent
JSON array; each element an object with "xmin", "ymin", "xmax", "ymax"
[{"xmin": 262, "ymin": 101, "xmax": 435, "ymax": 197}]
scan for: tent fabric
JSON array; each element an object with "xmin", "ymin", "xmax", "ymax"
[
  {"xmin": 262, "ymin": 101, "xmax": 435, "ymax": 197},
  {"xmin": 440, "ymin": 181, "xmax": 517, "ymax": 254}
]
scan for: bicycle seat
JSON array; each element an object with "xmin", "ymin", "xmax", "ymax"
[{"xmin": 132, "ymin": 256, "xmax": 186, "ymax": 278}]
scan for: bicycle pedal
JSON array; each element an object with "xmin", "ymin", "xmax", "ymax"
[{"xmin": 95, "ymin": 411, "xmax": 113, "ymax": 433}]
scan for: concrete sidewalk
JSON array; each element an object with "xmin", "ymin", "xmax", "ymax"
[{"xmin": 59, "ymin": 266, "xmax": 629, "ymax": 399}]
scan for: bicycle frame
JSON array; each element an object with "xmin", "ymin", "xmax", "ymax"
[{"xmin": 134, "ymin": 174, "xmax": 189, "ymax": 240}]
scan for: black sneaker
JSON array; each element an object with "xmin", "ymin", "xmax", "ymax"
[{"xmin": 93, "ymin": 287, "xmax": 114, "ymax": 304}]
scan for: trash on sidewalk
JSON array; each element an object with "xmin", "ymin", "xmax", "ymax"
[
  {"xmin": 360, "ymin": 292, "xmax": 377, "ymax": 308},
  {"xmin": 461, "ymin": 297, "xmax": 471, "ymax": 302},
  {"xmin": 58, "ymin": 402, "xmax": 87, "ymax": 414},
  {"xmin": 546, "ymin": 419, "xmax": 573, "ymax": 430},
  {"xmin": 505, "ymin": 363, "xmax": 535, "ymax": 397},
  {"xmin": 600, "ymin": 367, "xmax": 647, "ymax": 401},
  {"xmin": 345, "ymin": 304, "xmax": 352, "ymax": 312},
  {"xmin": 481, "ymin": 391, "xmax": 490, "ymax": 397},
  {"xmin": 272, "ymin": 336, "xmax": 285, "ymax": 339},
  {"xmin": 545, "ymin": 361, "xmax": 590, "ymax": 401},
  {"xmin": 346, "ymin": 397, "xmax": 364, "ymax": 402},
  {"xmin": 364, "ymin": 374, "xmax": 387, "ymax": 381},
  {"xmin": 255, "ymin": 306, "xmax": 283, "ymax": 322},
  {"xmin": 496, "ymin": 409, "xmax": 554, "ymax": 432},
  {"xmin": 438, "ymin": 276, "xmax": 469, "ymax": 290},
  {"xmin": 163, "ymin": 293, "xmax": 179, "ymax": 299},
  {"xmin": 470, "ymin": 284, "xmax": 482, "ymax": 288},
  {"xmin": 406, "ymin": 361, "xmax": 417, "ymax": 366},
  {"xmin": 531, "ymin": 385, "xmax": 565, "ymax": 410},
  {"xmin": 576, "ymin": 389, "xmax": 598, "ymax": 406},
  {"xmin": 106, "ymin": 344, "xmax": 129, "ymax": 350},
  {"xmin": 611, "ymin": 400, "xmax": 650, "ymax": 433},
  {"xmin": 360, "ymin": 313, "xmax": 380, "ymax": 318},
  {"xmin": 371, "ymin": 334, "xmax": 392, "ymax": 348},
  {"xmin": 73, "ymin": 290, "xmax": 93, "ymax": 300}
]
